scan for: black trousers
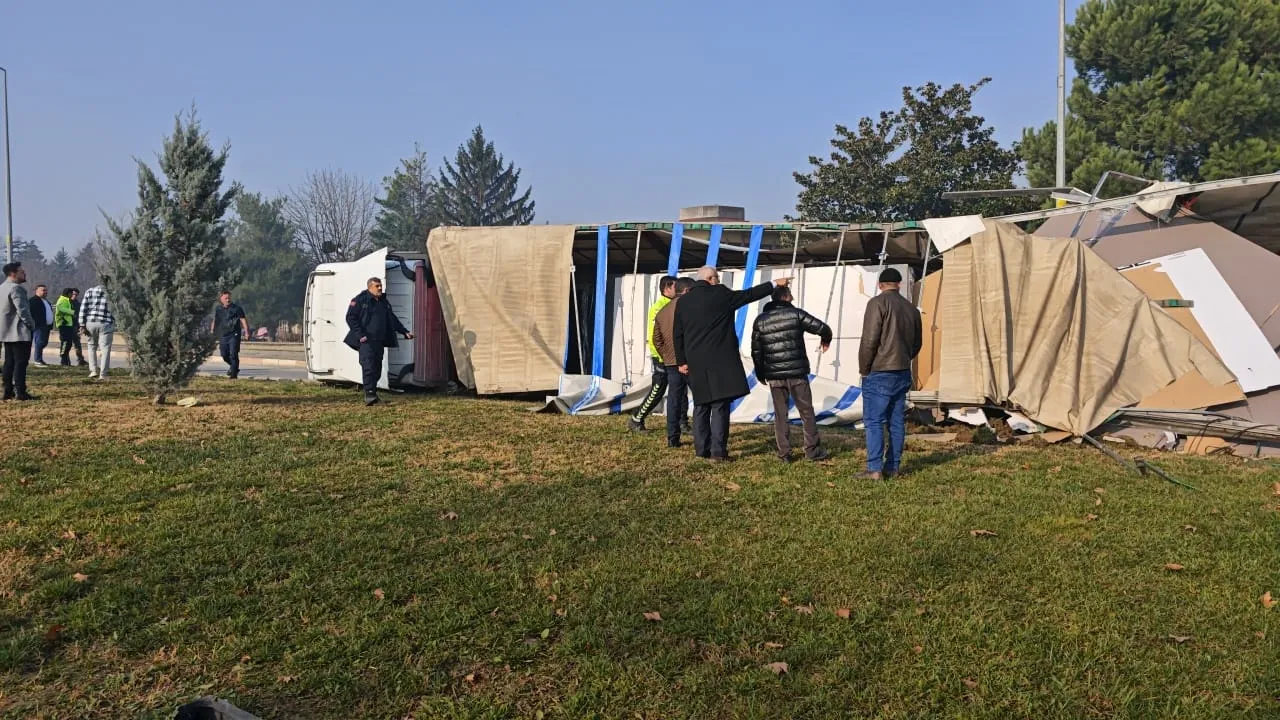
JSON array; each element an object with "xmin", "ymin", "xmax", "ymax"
[
  {"xmin": 632, "ymin": 359, "xmax": 668, "ymax": 423},
  {"xmin": 59, "ymin": 327, "xmax": 83, "ymax": 365},
  {"xmin": 692, "ymin": 399, "xmax": 732, "ymax": 459},
  {"xmin": 664, "ymin": 366, "xmax": 689, "ymax": 446},
  {"xmin": 219, "ymin": 334, "xmax": 241, "ymax": 376},
  {"xmin": 359, "ymin": 341, "xmax": 385, "ymax": 395},
  {"xmin": 3, "ymin": 341, "xmax": 32, "ymax": 397}
]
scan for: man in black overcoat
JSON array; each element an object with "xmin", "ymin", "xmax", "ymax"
[{"xmin": 673, "ymin": 265, "xmax": 790, "ymax": 460}]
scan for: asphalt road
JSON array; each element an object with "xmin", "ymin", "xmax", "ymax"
[{"xmin": 110, "ymin": 356, "xmax": 310, "ymax": 382}]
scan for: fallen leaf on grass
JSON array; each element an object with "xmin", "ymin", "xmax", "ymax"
[
  {"xmin": 540, "ymin": 628, "xmax": 550, "ymax": 639},
  {"xmin": 548, "ymin": 529, "xmax": 557, "ymax": 536},
  {"xmin": 1049, "ymin": 466, "xmax": 1062, "ymax": 474},
  {"xmin": 1093, "ymin": 487, "xmax": 1105, "ymax": 494},
  {"xmin": 372, "ymin": 588, "xmax": 385, "ymax": 601},
  {"xmin": 1168, "ymin": 635, "xmax": 1193, "ymax": 644},
  {"xmin": 835, "ymin": 608, "xmax": 851, "ymax": 619},
  {"xmin": 1095, "ymin": 497, "xmax": 1103, "ymax": 507},
  {"xmin": 1183, "ymin": 525, "xmax": 1198, "ymax": 533},
  {"xmin": 780, "ymin": 596, "xmax": 791, "ymax": 606},
  {"xmin": 1273, "ymin": 482, "xmax": 1280, "ymax": 497},
  {"xmin": 969, "ymin": 529, "xmax": 997, "ymax": 537},
  {"xmin": 643, "ymin": 611, "xmax": 662, "ymax": 622},
  {"xmin": 1164, "ymin": 563, "xmax": 1185, "ymax": 572},
  {"xmin": 795, "ymin": 604, "xmax": 815, "ymax": 616},
  {"xmin": 962, "ymin": 678, "xmax": 978, "ymax": 690},
  {"xmin": 763, "ymin": 642, "xmax": 784, "ymax": 649},
  {"xmin": 277, "ymin": 675, "xmax": 297, "ymax": 684},
  {"xmin": 826, "ymin": 482, "xmax": 836, "ymax": 488},
  {"xmin": 555, "ymin": 608, "xmax": 567, "ymax": 617},
  {"xmin": 61, "ymin": 529, "xmax": 77, "ymax": 540},
  {"xmin": 132, "ymin": 455, "xmax": 147, "ymax": 465},
  {"xmin": 44, "ymin": 624, "xmax": 65, "ymax": 642},
  {"xmin": 763, "ymin": 662, "xmax": 789, "ymax": 675},
  {"xmin": 439, "ymin": 511, "xmax": 459, "ymax": 521},
  {"xmin": 464, "ymin": 673, "xmax": 477, "ymax": 683},
  {"xmin": 47, "ymin": 448, "xmax": 58, "ymax": 457},
  {"xmin": 1084, "ymin": 514, "xmax": 1099, "ymax": 522},
  {"xmin": 72, "ymin": 573, "xmax": 89, "ymax": 583},
  {"xmin": 724, "ymin": 482, "xmax": 742, "ymax": 492},
  {"xmin": 912, "ymin": 644, "xmax": 924, "ymax": 654},
  {"xmin": 1257, "ymin": 631, "xmax": 1267, "ymax": 639},
  {"xmin": 547, "ymin": 594, "xmax": 558, "ymax": 603},
  {"xmin": 1262, "ymin": 592, "xmax": 1276, "ymax": 609}
]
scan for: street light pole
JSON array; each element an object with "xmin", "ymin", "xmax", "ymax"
[
  {"xmin": 1, "ymin": 66, "xmax": 11, "ymax": 264},
  {"xmin": 1055, "ymin": 0, "xmax": 1067, "ymax": 190}
]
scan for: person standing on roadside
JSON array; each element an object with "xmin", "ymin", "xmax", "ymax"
[
  {"xmin": 857, "ymin": 268, "xmax": 922, "ymax": 480},
  {"xmin": 628, "ymin": 275, "xmax": 678, "ymax": 433},
  {"xmin": 210, "ymin": 291, "xmax": 249, "ymax": 379},
  {"xmin": 650, "ymin": 277, "xmax": 694, "ymax": 447},
  {"xmin": 78, "ymin": 284, "xmax": 115, "ymax": 380},
  {"xmin": 1, "ymin": 262, "xmax": 37, "ymax": 401},
  {"xmin": 55, "ymin": 288, "xmax": 84, "ymax": 366},
  {"xmin": 673, "ymin": 266, "xmax": 789, "ymax": 461},
  {"xmin": 28, "ymin": 284, "xmax": 54, "ymax": 367},
  {"xmin": 344, "ymin": 277, "xmax": 413, "ymax": 406},
  {"xmin": 752, "ymin": 285, "xmax": 833, "ymax": 463}
]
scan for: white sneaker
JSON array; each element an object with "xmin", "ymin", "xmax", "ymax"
[
  {"xmin": 97, "ymin": 372, "xmax": 109, "ymax": 379},
  {"xmin": 33, "ymin": 361, "xmax": 48, "ymax": 367},
  {"xmin": 87, "ymin": 371, "xmax": 98, "ymax": 379}
]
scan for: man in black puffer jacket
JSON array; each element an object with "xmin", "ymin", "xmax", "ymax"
[{"xmin": 751, "ymin": 286, "xmax": 833, "ymax": 462}]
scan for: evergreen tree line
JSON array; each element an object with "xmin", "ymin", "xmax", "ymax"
[{"xmin": 17, "ymin": 123, "xmax": 535, "ymax": 337}]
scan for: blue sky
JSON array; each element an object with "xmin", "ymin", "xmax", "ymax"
[{"xmin": 3, "ymin": 0, "xmax": 1084, "ymax": 251}]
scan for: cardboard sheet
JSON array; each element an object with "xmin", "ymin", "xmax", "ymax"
[
  {"xmin": 914, "ymin": 270, "xmax": 943, "ymax": 391},
  {"xmin": 1121, "ymin": 249, "xmax": 1280, "ymax": 394}
]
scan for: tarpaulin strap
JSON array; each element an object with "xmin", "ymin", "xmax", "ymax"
[
  {"xmin": 706, "ymin": 224, "xmax": 723, "ymax": 267},
  {"xmin": 667, "ymin": 223, "xmax": 684, "ymax": 276},
  {"xmin": 734, "ymin": 225, "xmax": 764, "ymax": 341},
  {"xmin": 567, "ymin": 267, "xmax": 583, "ymax": 373},
  {"xmin": 622, "ymin": 229, "xmax": 643, "ymax": 387},
  {"xmin": 814, "ymin": 229, "xmax": 847, "ymax": 375},
  {"xmin": 592, "ymin": 225, "xmax": 608, "ymax": 377}
]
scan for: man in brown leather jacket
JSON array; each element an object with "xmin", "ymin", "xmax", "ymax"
[{"xmin": 857, "ymin": 268, "xmax": 922, "ymax": 479}]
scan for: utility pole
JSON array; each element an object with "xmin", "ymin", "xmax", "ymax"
[
  {"xmin": 1055, "ymin": 0, "xmax": 1067, "ymax": 192},
  {"xmin": 1, "ymin": 66, "xmax": 11, "ymax": 264}
]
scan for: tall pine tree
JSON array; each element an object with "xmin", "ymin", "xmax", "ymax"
[
  {"xmin": 1021, "ymin": 0, "xmax": 1280, "ymax": 191},
  {"xmin": 372, "ymin": 144, "xmax": 439, "ymax": 248},
  {"xmin": 227, "ymin": 191, "xmax": 310, "ymax": 328},
  {"xmin": 101, "ymin": 111, "xmax": 240, "ymax": 404},
  {"xmin": 436, "ymin": 126, "xmax": 535, "ymax": 226}
]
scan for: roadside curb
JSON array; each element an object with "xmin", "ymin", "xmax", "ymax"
[{"xmin": 111, "ymin": 350, "xmax": 307, "ymax": 369}]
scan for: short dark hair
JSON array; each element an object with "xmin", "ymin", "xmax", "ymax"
[
  {"xmin": 60, "ymin": 287, "xmax": 74, "ymax": 298},
  {"xmin": 878, "ymin": 268, "xmax": 903, "ymax": 284},
  {"xmin": 34, "ymin": 284, "xmax": 47, "ymax": 291},
  {"xmin": 674, "ymin": 277, "xmax": 695, "ymax": 294},
  {"xmin": 771, "ymin": 286, "xmax": 792, "ymax": 303},
  {"xmin": 1, "ymin": 262, "xmax": 18, "ymax": 276},
  {"xmin": 659, "ymin": 275, "xmax": 678, "ymax": 293},
  {"xmin": 219, "ymin": 290, "xmax": 232, "ymax": 297}
]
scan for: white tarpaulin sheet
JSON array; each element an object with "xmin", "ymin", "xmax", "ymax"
[
  {"xmin": 611, "ymin": 263, "xmax": 915, "ymax": 389},
  {"xmin": 545, "ymin": 358, "xmax": 866, "ymax": 426}
]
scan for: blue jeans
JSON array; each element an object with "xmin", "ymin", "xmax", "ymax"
[
  {"xmin": 862, "ymin": 369, "xmax": 912, "ymax": 473},
  {"xmin": 31, "ymin": 327, "xmax": 50, "ymax": 363}
]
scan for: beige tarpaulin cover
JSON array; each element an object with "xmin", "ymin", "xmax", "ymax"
[
  {"xmin": 935, "ymin": 221, "xmax": 1235, "ymax": 435},
  {"xmin": 427, "ymin": 225, "xmax": 575, "ymax": 394}
]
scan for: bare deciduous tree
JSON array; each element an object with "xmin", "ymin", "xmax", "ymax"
[{"xmin": 285, "ymin": 169, "xmax": 378, "ymax": 264}]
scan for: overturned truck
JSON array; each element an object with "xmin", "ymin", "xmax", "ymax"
[{"xmin": 302, "ymin": 174, "xmax": 1280, "ymax": 453}]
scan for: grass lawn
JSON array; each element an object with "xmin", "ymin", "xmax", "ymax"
[{"xmin": 2, "ymin": 368, "xmax": 1279, "ymax": 719}]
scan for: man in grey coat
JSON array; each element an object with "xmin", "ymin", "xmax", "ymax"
[{"xmin": 1, "ymin": 262, "xmax": 37, "ymax": 401}]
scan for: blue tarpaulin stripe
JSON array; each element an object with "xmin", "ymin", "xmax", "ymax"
[
  {"xmin": 706, "ymin": 224, "xmax": 723, "ymax": 267},
  {"xmin": 570, "ymin": 376, "xmax": 601, "ymax": 415},
  {"xmin": 592, "ymin": 225, "xmax": 608, "ymax": 377},
  {"xmin": 667, "ymin": 223, "xmax": 684, "ymax": 276},
  {"xmin": 814, "ymin": 385, "xmax": 861, "ymax": 422},
  {"xmin": 733, "ymin": 224, "xmax": 764, "ymax": 341}
]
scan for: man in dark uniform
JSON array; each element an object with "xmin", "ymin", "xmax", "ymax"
[
  {"xmin": 210, "ymin": 291, "xmax": 249, "ymax": 378},
  {"xmin": 345, "ymin": 277, "xmax": 413, "ymax": 405},
  {"xmin": 673, "ymin": 265, "xmax": 790, "ymax": 461}
]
